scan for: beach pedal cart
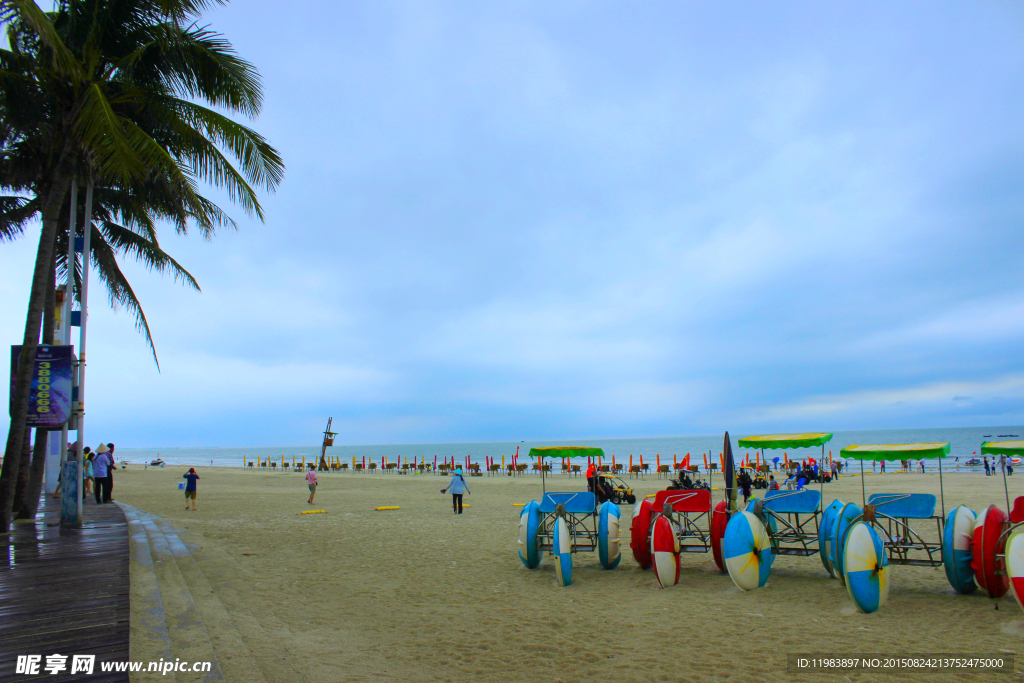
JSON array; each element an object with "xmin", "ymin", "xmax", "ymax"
[
  {"xmin": 971, "ymin": 440, "xmax": 1024, "ymax": 613},
  {"xmin": 722, "ymin": 488, "xmax": 833, "ymax": 591},
  {"xmin": 629, "ymin": 488, "xmax": 731, "ymax": 588},
  {"xmin": 834, "ymin": 442, "xmax": 989, "ymax": 614},
  {"xmin": 518, "ymin": 492, "xmax": 622, "ymax": 586}
]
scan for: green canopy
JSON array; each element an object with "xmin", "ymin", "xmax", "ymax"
[
  {"xmin": 981, "ymin": 441, "xmax": 1024, "ymax": 457},
  {"xmin": 528, "ymin": 447, "xmax": 604, "ymax": 459},
  {"xmin": 840, "ymin": 443, "xmax": 950, "ymax": 460},
  {"xmin": 737, "ymin": 433, "xmax": 833, "ymax": 450}
]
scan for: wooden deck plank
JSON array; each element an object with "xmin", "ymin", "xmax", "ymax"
[{"xmin": 0, "ymin": 496, "xmax": 130, "ymax": 682}]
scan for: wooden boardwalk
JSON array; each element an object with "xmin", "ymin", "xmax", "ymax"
[{"xmin": 0, "ymin": 496, "xmax": 130, "ymax": 683}]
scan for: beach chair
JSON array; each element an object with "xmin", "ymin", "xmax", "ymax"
[
  {"xmin": 516, "ymin": 464, "xmax": 528, "ymax": 477},
  {"xmin": 489, "ymin": 464, "xmax": 501, "ymax": 476},
  {"xmin": 656, "ymin": 465, "xmax": 670, "ymax": 479},
  {"xmin": 628, "ymin": 465, "xmax": 641, "ymax": 479},
  {"xmin": 571, "ymin": 465, "xmax": 581, "ymax": 477},
  {"xmin": 612, "ymin": 463, "xmax": 623, "ymax": 473},
  {"xmin": 368, "ymin": 463, "xmax": 377, "ymax": 472},
  {"xmin": 560, "ymin": 463, "xmax": 569, "ymax": 474},
  {"xmin": 340, "ymin": 463, "xmax": 348, "ymax": 472}
]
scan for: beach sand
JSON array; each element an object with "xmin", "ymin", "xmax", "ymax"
[{"xmin": 113, "ymin": 465, "xmax": 1024, "ymax": 682}]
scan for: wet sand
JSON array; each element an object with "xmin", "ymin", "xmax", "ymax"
[{"xmin": 113, "ymin": 465, "xmax": 1024, "ymax": 682}]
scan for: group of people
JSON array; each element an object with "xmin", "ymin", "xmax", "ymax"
[
  {"xmin": 983, "ymin": 456, "xmax": 1014, "ymax": 477},
  {"xmin": 82, "ymin": 442, "xmax": 117, "ymax": 504}
]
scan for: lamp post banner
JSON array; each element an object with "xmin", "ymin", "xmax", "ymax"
[{"xmin": 10, "ymin": 345, "xmax": 73, "ymax": 427}]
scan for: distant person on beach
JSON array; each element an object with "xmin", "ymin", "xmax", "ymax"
[
  {"xmin": 586, "ymin": 462, "xmax": 598, "ymax": 495},
  {"xmin": 306, "ymin": 467, "xmax": 318, "ymax": 504},
  {"xmin": 84, "ymin": 452, "xmax": 94, "ymax": 496},
  {"xmin": 441, "ymin": 466, "xmax": 470, "ymax": 514},
  {"xmin": 93, "ymin": 444, "xmax": 111, "ymax": 503},
  {"xmin": 984, "ymin": 458, "xmax": 991, "ymax": 476},
  {"xmin": 738, "ymin": 469, "xmax": 753, "ymax": 504},
  {"xmin": 183, "ymin": 468, "xmax": 199, "ymax": 510},
  {"xmin": 880, "ymin": 460, "xmax": 885, "ymax": 473},
  {"xmin": 107, "ymin": 443, "xmax": 116, "ymax": 501},
  {"xmin": 768, "ymin": 475, "xmax": 779, "ymax": 490}
]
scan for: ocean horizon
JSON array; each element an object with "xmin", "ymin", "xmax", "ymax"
[{"xmin": 115, "ymin": 424, "xmax": 1022, "ymax": 470}]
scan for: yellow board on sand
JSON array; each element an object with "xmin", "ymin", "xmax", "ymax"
[
  {"xmin": 301, "ymin": 510, "xmax": 327, "ymax": 515},
  {"xmin": 375, "ymin": 506, "xmax": 400, "ymax": 511}
]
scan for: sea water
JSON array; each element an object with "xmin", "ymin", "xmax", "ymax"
[{"xmin": 117, "ymin": 425, "xmax": 1021, "ymax": 471}]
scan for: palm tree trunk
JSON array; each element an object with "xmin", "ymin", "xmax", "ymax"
[
  {"xmin": 0, "ymin": 163, "xmax": 72, "ymax": 531},
  {"xmin": 15, "ymin": 250, "xmax": 58, "ymax": 520}
]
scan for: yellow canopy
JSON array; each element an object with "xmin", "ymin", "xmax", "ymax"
[
  {"xmin": 840, "ymin": 443, "xmax": 950, "ymax": 460},
  {"xmin": 737, "ymin": 433, "xmax": 832, "ymax": 450},
  {"xmin": 981, "ymin": 441, "xmax": 1024, "ymax": 457}
]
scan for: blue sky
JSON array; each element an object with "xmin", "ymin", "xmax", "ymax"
[{"xmin": 2, "ymin": 1, "xmax": 1024, "ymax": 447}]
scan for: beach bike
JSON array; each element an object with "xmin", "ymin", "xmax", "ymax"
[
  {"xmin": 517, "ymin": 492, "xmax": 622, "ymax": 586},
  {"xmin": 629, "ymin": 487, "xmax": 731, "ymax": 588},
  {"xmin": 517, "ymin": 446, "xmax": 622, "ymax": 586}
]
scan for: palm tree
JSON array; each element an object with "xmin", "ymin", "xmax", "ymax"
[{"xmin": 0, "ymin": 0, "xmax": 284, "ymax": 529}]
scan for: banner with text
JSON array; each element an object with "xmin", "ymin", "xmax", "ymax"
[{"xmin": 9, "ymin": 345, "xmax": 73, "ymax": 427}]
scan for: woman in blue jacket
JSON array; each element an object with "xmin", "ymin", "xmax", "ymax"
[{"xmin": 441, "ymin": 466, "xmax": 471, "ymax": 514}]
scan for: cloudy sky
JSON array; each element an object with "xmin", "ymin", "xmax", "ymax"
[{"xmin": 2, "ymin": 1, "xmax": 1023, "ymax": 447}]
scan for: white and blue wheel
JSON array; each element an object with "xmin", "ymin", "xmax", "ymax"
[
  {"xmin": 553, "ymin": 516, "xmax": 573, "ymax": 586},
  {"xmin": 830, "ymin": 502, "xmax": 862, "ymax": 583},
  {"xmin": 517, "ymin": 500, "xmax": 543, "ymax": 569},
  {"xmin": 843, "ymin": 521, "xmax": 890, "ymax": 614},
  {"xmin": 819, "ymin": 499, "xmax": 844, "ymax": 577},
  {"xmin": 744, "ymin": 499, "xmax": 778, "ymax": 535},
  {"xmin": 597, "ymin": 501, "xmax": 622, "ymax": 569},
  {"xmin": 724, "ymin": 511, "xmax": 775, "ymax": 591},
  {"xmin": 942, "ymin": 505, "xmax": 977, "ymax": 594}
]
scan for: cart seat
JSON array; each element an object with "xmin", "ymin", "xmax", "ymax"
[
  {"xmin": 867, "ymin": 493, "xmax": 936, "ymax": 519},
  {"xmin": 652, "ymin": 489, "xmax": 712, "ymax": 514},
  {"xmin": 1010, "ymin": 496, "xmax": 1024, "ymax": 524},
  {"xmin": 539, "ymin": 492, "xmax": 597, "ymax": 514},
  {"xmin": 763, "ymin": 489, "xmax": 820, "ymax": 514}
]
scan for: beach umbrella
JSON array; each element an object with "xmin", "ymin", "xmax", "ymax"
[
  {"xmin": 630, "ymin": 454, "xmax": 633, "ymax": 470},
  {"xmin": 612, "ymin": 454, "xmax": 616, "ymax": 468},
  {"xmin": 640, "ymin": 454, "xmax": 644, "ymax": 469},
  {"xmin": 674, "ymin": 454, "xmax": 678, "ymax": 469},
  {"xmin": 501, "ymin": 455, "xmax": 505, "ymax": 469},
  {"xmin": 723, "ymin": 432, "xmax": 737, "ymax": 513},
  {"xmin": 657, "ymin": 454, "xmax": 661, "ymax": 471},
  {"xmin": 703, "ymin": 454, "xmax": 708, "ymax": 469},
  {"xmin": 756, "ymin": 452, "xmax": 760, "ymax": 469}
]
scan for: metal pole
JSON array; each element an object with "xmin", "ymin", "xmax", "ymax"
[
  {"xmin": 939, "ymin": 455, "xmax": 946, "ymax": 519},
  {"xmin": 819, "ymin": 444, "xmax": 824, "ymax": 512},
  {"xmin": 57, "ymin": 180, "xmax": 77, "ymax": 489},
  {"xmin": 860, "ymin": 458, "xmax": 865, "ymax": 506},
  {"xmin": 70, "ymin": 182, "xmax": 93, "ymax": 523},
  {"xmin": 1002, "ymin": 454, "xmax": 1011, "ymax": 514}
]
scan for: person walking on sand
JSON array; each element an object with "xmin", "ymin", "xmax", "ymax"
[
  {"xmin": 441, "ymin": 466, "xmax": 470, "ymax": 514},
  {"xmin": 985, "ymin": 458, "xmax": 991, "ymax": 476},
  {"xmin": 306, "ymin": 467, "xmax": 318, "ymax": 504},
  {"xmin": 183, "ymin": 467, "xmax": 200, "ymax": 511}
]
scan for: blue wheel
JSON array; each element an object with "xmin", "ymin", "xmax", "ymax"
[
  {"xmin": 553, "ymin": 516, "xmax": 573, "ymax": 586},
  {"xmin": 517, "ymin": 500, "xmax": 543, "ymax": 569},
  {"xmin": 830, "ymin": 502, "xmax": 862, "ymax": 583},
  {"xmin": 598, "ymin": 501, "xmax": 622, "ymax": 569},
  {"xmin": 724, "ymin": 511, "xmax": 775, "ymax": 591},
  {"xmin": 844, "ymin": 521, "xmax": 890, "ymax": 614},
  {"xmin": 942, "ymin": 505, "xmax": 977, "ymax": 594},
  {"xmin": 819, "ymin": 499, "xmax": 844, "ymax": 577}
]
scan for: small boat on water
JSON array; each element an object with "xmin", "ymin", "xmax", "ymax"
[
  {"xmin": 998, "ymin": 434, "xmax": 1019, "ymax": 438},
  {"xmin": 965, "ymin": 458, "xmax": 982, "ymax": 466},
  {"xmin": 150, "ymin": 458, "xmax": 165, "ymax": 467}
]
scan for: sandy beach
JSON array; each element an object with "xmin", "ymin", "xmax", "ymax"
[{"xmin": 113, "ymin": 465, "xmax": 1024, "ymax": 682}]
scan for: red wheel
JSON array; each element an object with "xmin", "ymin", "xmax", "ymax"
[
  {"xmin": 651, "ymin": 514, "xmax": 680, "ymax": 588},
  {"xmin": 630, "ymin": 499, "xmax": 654, "ymax": 569},
  {"xmin": 972, "ymin": 504, "xmax": 1009, "ymax": 598},
  {"xmin": 711, "ymin": 499, "xmax": 729, "ymax": 572}
]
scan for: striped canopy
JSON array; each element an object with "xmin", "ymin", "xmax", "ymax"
[
  {"xmin": 737, "ymin": 433, "xmax": 833, "ymax": 450},
  {"xmin": 528, "ymin": 447, "xmax": 605, "ymax": 459},
  {"xmin": 981, "ymin": 441, "xmax": 1024, "ymax": 457},
  {"xmin": 840, "ymin": 443, "xmax": 950, "ymax": 460}
]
